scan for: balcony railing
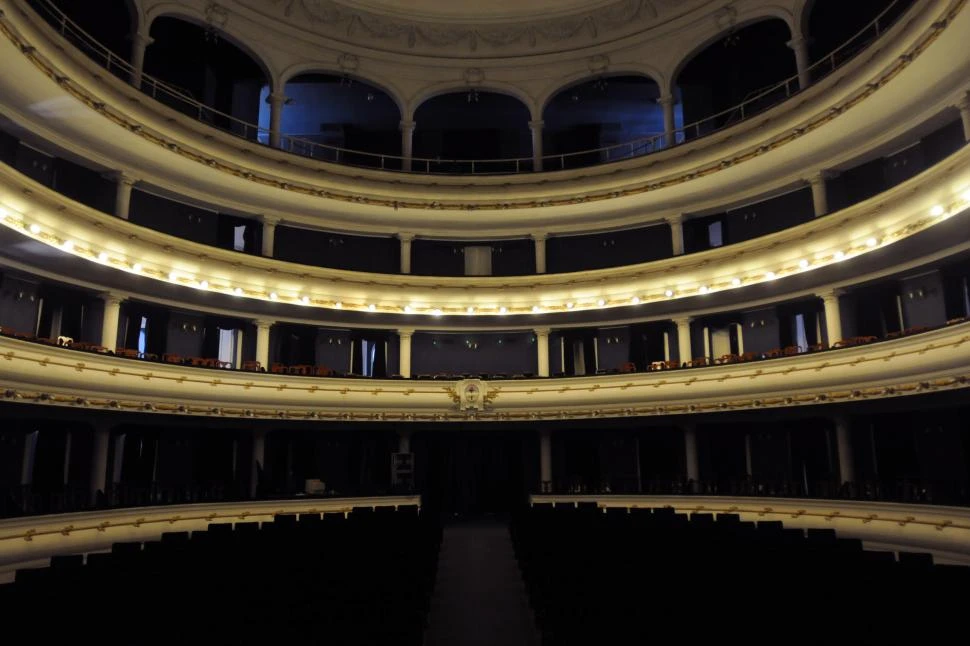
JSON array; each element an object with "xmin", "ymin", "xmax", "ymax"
[{"xmin": 21, "ymin": 0, "xmax": 914, "ymax": 175}]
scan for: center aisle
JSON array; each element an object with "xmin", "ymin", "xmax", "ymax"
[{"xmin": 424, "ymin": 517, "xmax": 540, "ymax": 646}]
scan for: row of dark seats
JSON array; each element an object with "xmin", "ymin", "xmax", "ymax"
[
  {"xmin": 511, "ymin": 503, "xmax": 968, "ymax": 645},
  {"xmin": 2, "ymin": 504, "xmax": 441, "ymax": 645}
]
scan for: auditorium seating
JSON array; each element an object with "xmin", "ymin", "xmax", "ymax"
[
  {"xmin": 2, "ymin": 505, "xmax": 440, "ymax": 645},
  {"xmin": 511, "ymin": 503, "xmax": 967, "ymax": 645}
]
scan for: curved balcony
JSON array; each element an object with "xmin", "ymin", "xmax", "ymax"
[{"xmin": 1, "ymin": 0, "xmax": 964, "ymax": 237}]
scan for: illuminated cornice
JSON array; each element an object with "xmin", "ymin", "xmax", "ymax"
[
  {"xmin": 1, "ymin": 323, "xmax": 967, "ymax": 421},
  {"xmin": 1, "ymin": 148, "xmax": 968, "ymax": 317}
]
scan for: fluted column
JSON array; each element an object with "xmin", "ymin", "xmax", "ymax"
[
  {"xmin": 539, "ymin": 429, "xmax": 552, "ymax": 492},
  {"xmin": 398, "ymin": 329, "xmax": 413, "ymax": 378},
  {"xmin": 129, "ymin": 30, "xmax": 153, "ymax": 89},
  {"xmin": 683, "ymin": 425, "xmax": 700, "ymax": 489},
  {"xmin": 659, "ymin": 93, "xmax": 676, "ymax": 147},
  {"xmin": 674, "ymin": 317, "xmax": 693, "ymax": 363},
  {"xmin": 268, "ymin": 93, "xmax": 286, "ymax": 148},
  {"xmin": 819, "ymin": 290, "xmax": 844, "ymax": 346},
  {"xmin": 100, "ymin": 293, "xmax": 123, "ymax": 350},
  {"xmin": 400, "ymin": 119, "xmax": 416, "ymax": 171},
  {"xmin": 535, "ymin": 328, "xmax": 550, "ymax": 377},
  {"xmin": 834, "ymin": 416, "xmax": 855, "ymax": 485},
  {"xmin": 787, "ymin": 36, "xmax": 811, "ymax": 90},
  {"xmin": 528, "ymin": 119, "xmax": 544, "ymax": 171},
  {"xmin": 532, "ymin": 232, "xmax": 548, "ymax": 273},
  {"xmin": 808, "ymin": 171, "xmax": 831, "ymax": 217},
  {"xmin": 251, "ymin": 430, "xmax": 266, "ymax": 499},
  {"xmin": 666, "ymin": 215, "xmax": 685, "ymax": 256},
  {"xmin": 106, "ymin": 171, "xmax": 137, "ymax": 220},
  {"xmin": 261, "ymin": 216, "xmax": 280, "ymax": 257},
  {"xmin": 255, "ymin": 320, "xmax": 272, "ymax": 370},
  {"xmin": 89, "ymin": 424, "xmax": 110, "ymax": 505},
  {"xmin": 958, "ymin": 91, "xmax": 970, "ymax": 142},
  {"xmin": 399, "ymin": 233, "xmax": 414, "ymax": 274}
]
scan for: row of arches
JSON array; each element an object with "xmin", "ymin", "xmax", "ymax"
[{"xmin": 35, "ymin": 0, "xmax": 914, "ymax": 170}]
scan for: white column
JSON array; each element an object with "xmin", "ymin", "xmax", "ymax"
[
  {"xmin": 399, "ymin": 233, "xmax": 414, "ymax": 274},
  {"xmin": 89, "ymin": 424, "xmax": 110, "ymax": 505},
  {"xmin": 250, "ymin": 430, "xmax": 266, "ymax": 499},
  {"xmin": 528, "ymin": 119, "xmax": 544, "ymax": 171},
  {"xmin": 535, "ymin": 328, "xmax": 550, "ymax": 377},
  {"xmin": 129, "ymin": 30, "xmax": 153, "ymax": 89},
  {"xmin": 659, "ymin": 93, "xmax": 676, "ymax": 148},
  {"xmin": 106, "ymin": 171, "xmax": 137, "ymax": 220},
  {"xmin": 819, "ymin": 290, "xmax": 843, "ymax": 346},
  {"xmin": 261, "ymin": 216, "xmax": 279, "ymax": 257},
  {"xmin": 684, "ymin": 425, "xmax": 700, "ymax": 488},
  {"xmin": 398, "ymin": 329, "xmax": 413, "ymax": 378},
  {"xmin": 398, "ymin": 430, "xmax": 411, "ymax": 454},
  {"xmin": 255, "ymin": 320, "xmax": 272, "ymax": 370},
  {"xmin": 787, "ymin": 36, "xmax": 811, "ymax": 91},
  {"xmin": 834, "ymin": 416, "xmax": 855, "ymax": 485},
  {"xmin": 666, "ymin": 215, "xmax": 685, "ymax": 256},
  {"xmin": 268, "ymin": 93, "xmax": 286, "ymax": 148},
  {"xmin": 674, "ymin": 317, "xmax": 693, "ymax": 363},
  {"xmin": 21, "ymin": 430, "xmax": 38, "ymax": 486},
  {"xmin": 400, "ymin": 119, "xmax": 416, "ymax": 171},
  {"xmin": 808, "ymin": 171, "xmax": 830, "ymax": 217},
  {"xmin": 100, "ymin": 293, "xmax": 123, "ymax": 350},
  {"xmin": 539, "ymin": 429, "xmax": 552, "ymax": 492},
  {"xmin": 958, "ymin": 91, "xmax": 970, "ymax": 142},
  {"xmin": 532, "ymin": 232, "xmax": 548, "ymax": 273}
]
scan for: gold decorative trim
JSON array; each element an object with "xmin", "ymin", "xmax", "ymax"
[{"xmin": 0, "ymin": 0, "xmax": 963, "ymax": 211}]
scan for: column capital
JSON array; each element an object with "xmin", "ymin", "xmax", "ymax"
[
  {"xmin": 528, "ymin": 119, "xmax": 545, "ymax": 130},
  {"xmin": 657, "ymin": 93, "xmax": 675, "ymax": 107},
  {"xmin": 807, "ymin": 169, "xmax": 837, "ymax": 185},
  {"xmin": 786, "ymin": 35, "xmax": 810, "ymax": 50},
  {"xmin": 397, "ymin": 328, "xmax": 415, "ymax": 338},
  {"xmin": 533, "ymin": 327, "xmax": 551, "ymax": 337},
  {"xmin": 259, "ymin": 214, "xmax": 281, "ymax": 227},
  {"xmin": 104, "ymin": 170, "xmax": 138, "ymax": 186},
  {"xmin": 399, "ymin": 119, "xmax": 416, "ymax": 132},
  {"xmin": 530, "ymin": 232, "xmax": 549, "ymax": 242},
  {"xmin": 131, "ymin": 31, "xmax": 154, "ymax": 48},
  {"xmin": 398, "ymin": 232, "xmax": 415, "ymax": 243},
  {"xmin": 817, "ymin": 288, "xmax": 846, "ymax": 301},
  {"xmin": 253, "ymin": 319, "xmax": 275, "ymax": 330},
  {"xmin": 100, "ymin": 292, "xmax": 125, "ymax": 306},
  {"xmin": 957, "ymin": 90, "xmax": 970, "ymax": 111},
  {"xmin": 664, "ymin": 213, "xmax": 685, "ymax": 226},
  {"xmin": 267, "ymin": 93, "xmax": 288, "ymax": 106},
  {"xmin": 671, "ymin": 316, "xmax": 694, "ymax": 326}
]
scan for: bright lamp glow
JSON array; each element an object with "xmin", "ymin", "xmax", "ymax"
[
  {"xmin": 432, "ymin": 308, "xmax": 442, "ymax": 316},
  {"xmin": 664, "ymin": 289, "xmax": 674, "ymax": 298},
  {"xmin": 301, "ymin": 295, "xmax": 310, "ymax": 304},
  {"xmin": 799, "ymin": 259, "xmax": 809, "ymax": 269},
  {"xmin": 269, "ymin": 292, "xmax": 278, "ymax": 300},
  {"xmin": 199, "ymin": 279, "xmax": 208, "ymax": 289},
  {"xmin": 766, "ymin": 271, "xmax": 776, "ymax": 280},
  {"xmin": 97, "ymin": 252, "xmax": 108, "ymax": 262},
  {"xmin": 234, "ymin": 287, "xmax": 243, "ymax": 295},
  {"xmin": 930, "ymin": 205, "xmax": 945, "ymax": 217},
  {"xmin": 368, "ymin": 303, "xmax": 376, "ymax": 311},
  {"xmin": 699, "ymin": 285, "xmax": 709, "ymax": 294},
  {"xmin": 499, "ymin": 306, "xmax": 508, "ymax": 314},
  {"xmin": 597, "ymin": 299, "xmax": 606, "ymax": 307},
  {"xmin": 466, "ymin": 306, "xmax": 475, "ymax": 314},
  {"xmin": 834, "ymin": 250, "xmax": 845, "ymax": 261},
  {"xmin": 565, "ymin": 302, "xmax": 574, "ymax": 309},
  {"xmin": 866, "ymin": 237, "xmax": 878, "ymax": 247},
  {"xmin": 29, "ymin": 223, "xmax": 40, "ymax": 234},
  {"xmin": 62, "ymin": 240, "xmax": 74, "ymax": 251},
  {"xmin": 631, "ymin": 296, "xmax": 641, "ymax": 305}
]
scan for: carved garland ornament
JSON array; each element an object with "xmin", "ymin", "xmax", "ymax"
[{"xmin": 264, "ymin": 0, "xmax": 656, "ymax": 52}]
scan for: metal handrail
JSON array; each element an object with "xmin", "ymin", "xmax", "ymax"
[{"xmin": 25, "ymin": 0, "xmax": 910, "ymax": 175}]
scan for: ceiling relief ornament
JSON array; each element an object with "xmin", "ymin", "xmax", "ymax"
[{"xmin": 248, "ymin": 0, "xmax": 702, "ymax": 54}]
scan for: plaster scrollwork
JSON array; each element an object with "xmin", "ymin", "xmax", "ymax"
[
  {"xmin": 337, "ymin": 52, "xmax": 359, "ymax": 72},
  {"xmin": 258, "ymin": 0, "xmax": 665, "ymax": 53},
  {"xmin": 587, "ymin": 54, "xmax": 610, "ymax": 74},
  {"xmin": 205, "ymin": 2, "xmax": 230, "ymax": 29},
  {"xmin": 463, "ymin": 67, "xmax": 485, "ymax": 85}
]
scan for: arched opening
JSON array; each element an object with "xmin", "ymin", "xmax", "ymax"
[
  {"xmin": 29, "ymin": 0, "xmax": 136, "ymax": 64},
  {"xmin": 259, "ymin": 74, "xmax": 402, "ymax": 169},
  {"xmin": 806, "ymin": 0, "xmax": 916, "ymax": 64},
  {"xmin": 413, "ymin": 91, "xmax": 531, "ymax": 173},
  {"xmin": 675, "ymin": 19, "xmax": 796, "ymax": 139},
  {"xmin": 144, "ymin": 17, "xmax": 268, "ymax": 138},
  {"xmin": 542, "ymin": 75, "xmax": 674, "ymax": 170}
]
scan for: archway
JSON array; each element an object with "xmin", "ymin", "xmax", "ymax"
[
  {"xmin": 144, "ymin": 16, "xmax": 268, "ymax": 137},
  {"xmin": 261, "ymin": 73, "xmax": 402, "ymax": 169},
  {"xmin": 675, "ymin": 19, "xmax": 796, "ymax": 139},
  {"xmin": 413, "ymin": 91, "xmax": 531, "ymax": 173},
  {"xmin": 806, "ymin": 0, "xmax": 916, "ymax": 64},
  {"xmin": 30, "ymin": 0, "xmax": 136, "ymax": 64},
  {"xmin": 542, "ymin": 75, "xmax": 670, "ymax": 170}
]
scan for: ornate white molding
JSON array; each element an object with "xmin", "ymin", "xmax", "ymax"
[
  {"xmin": 530, "ymin": 495, "xmax": 970, "ymax": 565},
  {"xmin": 0, "ymin": 323, "xmax": 967, "ymax": 421}
]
